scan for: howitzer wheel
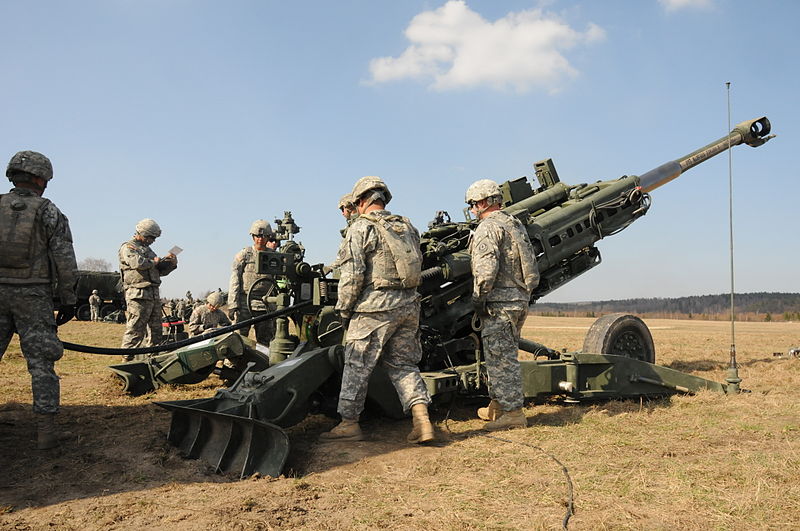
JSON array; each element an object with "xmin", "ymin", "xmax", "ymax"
[{"xmin": 582, "ymin": 313, "xmax": 655, "ymax": 363}]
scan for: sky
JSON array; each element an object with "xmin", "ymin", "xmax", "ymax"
[{"xmin": 1, "ymin": 0, "xmax": 796, "ymax": 303}]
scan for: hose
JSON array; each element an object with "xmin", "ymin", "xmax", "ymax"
[{"xmin": 61, "ymin": 300, "xmax": 313, "ymax": 356}]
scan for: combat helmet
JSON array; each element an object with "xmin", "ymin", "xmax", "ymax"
[
  {"xmin": 249, "ymin": 219, "xmax": 273, "ymax": 237},
  {"xmin": 135, "ymin": 218, "xmax": 162, "ymax": 239},
  {"xmin": 6, "ymin": 151, "xmax": 53, "ymax": 182},
  {"xmin": 465, "ymin": 179, "xmax": 502, "ymax": 205},
  {"xmin": 351, "ymin": 176, "xmax": 392, "ymax": 206},
  {"xmin": 206, "ymin": 292, "xmax": 225, "ymax": 308},
  {"xmin": 337, "ymin": 193, "xmax": 355, "ymax": 211}
]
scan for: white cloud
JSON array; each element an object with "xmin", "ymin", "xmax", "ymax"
[
  {"xmin": 367, "ymin": 1, "xmax": 605, "ymax": 93},
  {"xmin": 659, "ymin": 0, "xmax": 714, "ymax": 12}
]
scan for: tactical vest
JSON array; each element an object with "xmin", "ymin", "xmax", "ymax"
[
  {"xmin": 119, "ymin": 240, "xmax": 161, "ymax": 289},
  {"xmin": 0, "ymin": 192, "xmax": 52, "ymax": 283},
  {"xmin": 360, "ymin": 213, "xmax": 422, "ymax": 290}
]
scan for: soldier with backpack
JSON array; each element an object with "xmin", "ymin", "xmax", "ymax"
[{"xmin": 321, "ymin": 176, "xmax": 434, "ymax": 444}]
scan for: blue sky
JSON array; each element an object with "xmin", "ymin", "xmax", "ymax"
[{"xmin": 1, "ymin": 0, "xmax": 796, "ymax": 302}]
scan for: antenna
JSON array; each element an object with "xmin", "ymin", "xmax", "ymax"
[{"xmin": 725, "ymin": 82, "xmax": 741, "ymax": 393}]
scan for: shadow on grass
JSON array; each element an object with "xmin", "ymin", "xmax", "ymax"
[
  {"xmin": 666, "ymin": 357, "xmax": 784, "ymax": 373},
  {"xmin": 0, "ymin": 401, "xmax": 241, "ymax": 510}
]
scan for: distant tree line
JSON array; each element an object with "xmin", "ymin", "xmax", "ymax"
[{"xmin": 532, "ymin": 292, "xmax": 800, "ymax": 322}]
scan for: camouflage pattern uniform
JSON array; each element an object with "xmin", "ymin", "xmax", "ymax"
[
  {"xmin": 470, "ymin": 209, "xmax": 539, "ymax": 411},
  {"xmin": 89, "ymin": 292, "xmax": 102, "ymax": 321},
  {"xmin": 188, "ymin": 304, "xmax": 231, "ymax": 336},
  {"xmin": 228, "ymin": 246, "xmax": 276, "ymax": 345},
  {"xmin": 0, "ymin": 187, "xmax": 77, "ymax": 414},
  {"xmin": 175, "ymin": 299, "xmax": 187, "ymax": 321},
  {"xmin": 334, "ymin": 210, "xmax": 431, "ymax": 420},
  {"xmin": 118, "ymin": 238, "xmax": 177, "ymax": 348}
]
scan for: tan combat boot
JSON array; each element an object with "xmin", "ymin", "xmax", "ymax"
[
  {"xmin": 407, "ymin": 403, "xmax": 435, "ymax": 444},
  {"xmin": 484, "ymin": 408, "xmax": 527, "ymax": 431},
  {"xmin": 36, "ymin": 413, "xmax": 59, "ymax": 450},
  {"xmin": 477, "ymin": 399, "xmax": 503, "ymax": 421},
  {"xmin": 319, "ymin": 419, "xmax": 364, "ymax": 442}
]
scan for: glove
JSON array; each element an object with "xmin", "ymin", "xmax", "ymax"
[
  {"xmin": 55, "ymin": 304, "xmax": 76, "ymax": 326},
  {"xmin": 471, "ymin": 295, "xmax": 488, "ymax": 317}
]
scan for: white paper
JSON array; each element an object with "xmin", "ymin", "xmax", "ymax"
[{"xmin": 168, "ymin": 245, "xmax": 183, "ymax": 256}]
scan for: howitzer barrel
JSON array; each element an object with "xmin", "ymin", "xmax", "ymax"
[{"xmin": 638, "ymin": 117, "xmax": 773, "ymax": 193}]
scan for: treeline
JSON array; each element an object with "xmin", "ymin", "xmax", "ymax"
[{"xmin": 532, "ymin": 292, "xmax": 800, "ymax": 322}]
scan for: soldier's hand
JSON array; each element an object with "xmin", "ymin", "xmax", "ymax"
[
  {"xmin": 471, "ymin": 295, "xmax": 488, "ymax": 317},
  {"xmin": 55, "ymin": 304, "xmax": 76, "ymax": 326},
  {"xmin": 228, "ymin": 309, "xmax": 238, "ymax": 321}
]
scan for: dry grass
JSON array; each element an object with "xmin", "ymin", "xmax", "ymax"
[{"xmin": 0, "ymin": 316, "xmax": 799, "ymax": 530}]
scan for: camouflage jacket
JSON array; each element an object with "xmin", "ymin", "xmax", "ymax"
[
  {"xmin": 0, "ymin": 187, "xmax": 77, "ymax": 305},
  {"xmin": 469, "ymin": 210, "xmax": 539, "ymax": 303},
  {"xmin": 228, "ymin": 245, "xmax": 273, "ymax": 311},
  {"xmin": 89, "ymin": 294, "xmax": 101, "ymax": 307},
  {"xmin": 118, "ymin": 238, "xmax": 177, "ymax": 300},
  {"xmin": 188, "ymin": 304, "xmax": 231, "ymax": 336},
  {"xmin": 334, "ymin": 210, "xmax": 419, "ymax": 315}
]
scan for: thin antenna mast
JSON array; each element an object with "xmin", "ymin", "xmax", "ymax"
[{"xmin": 725, "ymin": 82, "xmax": 741, "ymax": 393}]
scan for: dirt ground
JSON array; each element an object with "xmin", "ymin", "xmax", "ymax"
[{"xmin": 1, "ymin": 317, "xmax": 799, "ymax": 530}]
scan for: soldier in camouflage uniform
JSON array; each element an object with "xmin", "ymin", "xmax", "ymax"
[
  {"xmin": 188, "ymin": 292, "xmax": 231, "ymax": 336},
  {"xmin": 175, "ymin": 298, "xmax": 187, "ymax": 321},
  {"xmin": 89, "ymin": 289, "xmax": 102, "ymax": 321},
  {"xmin": 466, "ymin": 179, "xmax": 539, "ymax": 431},
  {"xmin": 118, "ymin": 218, "xmax": 178, "ymax": 357},
  {"xmin": 0, "ymin": 151, "xmax": 78, "ymax": 449},
  {"xmin": 329, "ymin": 193, "xmax": 358, "ymax": 273},
  {"xmin": 228, "ymin": 220, "xmax": 277, "ymax": 345},
  {"xmin": 321, "ymin": 176, "xmax": 434, "ymax": 444}
]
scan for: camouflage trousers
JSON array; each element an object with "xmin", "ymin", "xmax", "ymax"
[
  {"xmin": 121, "ymin": 298, "xmax": 163, "ymax": 349},
  {"xmin": 338, "ymin": 301, "xmax": 431, "ymax": 420},
  {"xmin": 481, "ymin": 303, "xmax": 527, "ymax": 411},
  {"xmin": 0, "ymin": 284, "xmax": 63, "ymax": 414},
  {"xmin": 90, "ymin": 305, "xmax": 101, "ymax": 322},
  {"xmin": 234, "ymin": 306, "xmax": 276, "ymax": 346}
]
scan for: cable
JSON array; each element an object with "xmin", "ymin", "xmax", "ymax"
[
  {"xmin": 61, "ymin": 300, "xmax": 313, "ymax": 356},
  {"xmin": 441, "ymin": 390, "xmax": 575, "ymax": 530}
]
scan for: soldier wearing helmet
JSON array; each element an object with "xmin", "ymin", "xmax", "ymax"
[
  {"xmin": 188, "ymin": 291, "xmax": 231, "ymax": 336},
  {"xmin": 0, "ymin": 151, "xmax": 78, "ymax": 449},
  {"xmin": 466, "ymin": 179, "xmax": 539, "ymax": 431},
  {"xmin": 227, "ymin": 220, "xmax": 277, "ymax": 344},
  {"xmin": 89, "ymin": 289, "xmax": 102, "ymax": 322},
  {"xmin": 321, "ymin": 176, "xmax": 434, "ymax": 444},
  {"xmin": 118, "ymin": 218, "xmax": 178, "ymax": 355}
]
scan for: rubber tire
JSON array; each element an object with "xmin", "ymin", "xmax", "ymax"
[
  {"xmin": 101, "ymin": 304, "xmax": 117, "ymax": 318},
  {"xmin": 76, "ymin": 304, "xmax": 91, "ymax": 321},
  {"xmin": 581, "ymin": 313, "xmax": 656, "ymax": 363}
]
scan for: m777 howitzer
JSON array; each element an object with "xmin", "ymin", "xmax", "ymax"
[{"xmin": 154, "ymin": 117, "xmax": 774, "ymax": 479}]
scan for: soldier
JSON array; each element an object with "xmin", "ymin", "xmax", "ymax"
[
  {"xmin": 89, "ymin": 289, "xmax": 102, "ymax": 322},
  {"xmin": 228, "ymin": 220, "xmax": 277, "ymax": 345},
  {"xmin": 118, "ymin": 218, "xmax": 178, "ymax": 356},
  {"xmin": 321, "ymin": 176, "xmax": 434, "ymax": 444},
  {"xmin": 188, "ymin": 292, "xmax": 231, "ymax": 336},
  {"xmin": 329, "ymin": 193, "xmax": 358, "ymax": 272},
  {"xmin": 466, "ymin": 179, "xmax": 539, "ymax": 431},
  {"xmin": 0, "ymin": 151, "xmax": 77, "ymax": 449},
  {"xmin": 163, "ymin": 298, "xmax": 175, "ymax": 318},
  {"xmin": 175, "ymin": 298, "xmax": 187, "ymax": 321}
]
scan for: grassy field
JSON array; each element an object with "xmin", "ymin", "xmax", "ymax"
[{"xmin": 1, "ymin": 316, "xmax": 798, "ymax": 530}]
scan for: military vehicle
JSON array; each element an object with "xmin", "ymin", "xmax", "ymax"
[
  {"xmin": 73, "ymin": 270, "xmax": 125, "ymax": 321},
  {"xmin": 63, "ymin": 117, "xmax": 774, "ymax": 479}
]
